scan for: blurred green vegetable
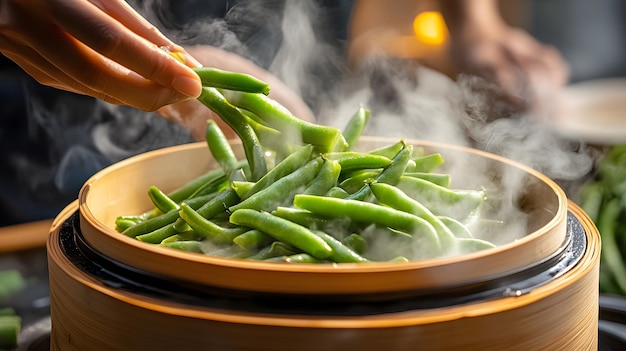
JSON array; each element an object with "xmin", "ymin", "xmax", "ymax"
[{"xmin": 578, "ymin": 144, "xmax": 626, "ymax": 296}]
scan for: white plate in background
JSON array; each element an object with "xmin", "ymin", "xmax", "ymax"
[{"xmin": 553, "ymin": 78, "xmax": 626, "ymax": 145}]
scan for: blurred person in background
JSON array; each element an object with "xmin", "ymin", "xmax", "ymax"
[{"xmin": 0, "ymin": 0, "xmax": 587, "ymax": 227}]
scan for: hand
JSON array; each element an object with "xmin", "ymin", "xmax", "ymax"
[
  {"xmin": 448, "ymin": 24, "xmax": 569, "ymax": 109},
  {"xmin": 0, "ymin": 0, "xmax": 203, "ymax": 111},
  {"xmin": 157, "ymin": 45, "xmax": 315, "ymax": 141},
  {"xmin": 440, "ymin": 0, "xmax": 569, "ymax": 110}
]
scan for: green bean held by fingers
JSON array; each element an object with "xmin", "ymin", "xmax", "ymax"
[
  {"xmin": 229, "ymin": 209, "xmax": 333, "ymax": 259},
  {"xmin": 222, "ymin": 90, "xmax": 345, "ymax": 153},
  {"xmin": 205, "ymin": 120, "xmax": 239, "ymax": 176},
  {"xmin": 193, "ymin": 67, "xmax": 270, "ymax": 95},
  {"xmin": 197, "ymin": 87, "xmax": 267, "ymax": 181}
]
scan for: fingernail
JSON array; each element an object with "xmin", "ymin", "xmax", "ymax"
[{"xmin": 172, "ymin": 75, "xmax": 202, "ymax": 97}]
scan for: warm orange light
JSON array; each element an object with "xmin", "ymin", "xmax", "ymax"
[{"xmin": 413, "ymin": 11, "xmax": 448, "ymax": 45}]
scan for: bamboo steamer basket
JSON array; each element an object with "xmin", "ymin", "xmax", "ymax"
[
  {"xmin": 76, "ymin": 137, "xmax": 568, "ymax": 295},
  {"xmin": 47, "ymin": 201, "xmax": 599, "ymax": 350},
  {"xmin": 46, "ymin": 137, "xmax": 600, "ymax": 350}
]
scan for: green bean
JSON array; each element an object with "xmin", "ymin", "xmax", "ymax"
[
  {"xmin": 395, "ymin": 176, "xmax": 485, "ymax": 220},
  {"xmin": 312, "ymin": 230, "xmax": 369, "ymax": 263},
  {"xmin": 367, "ymin": 139, "xmax": 405, "ymax": 158},
  {"xmin": 243, "ymin": 144, "xmax": 314, "ymax": 199},
  {"xmin": 197, "ymin": 87, "xmax": 267, "ymax": 181},
  {"xmin": 404, "ymin": 159, "xmax": 417, "ymax": 173},
  {"xmin": 266, "ymin": 253, "xmax": 325, "ymax": 263},
  {"xmin": 341, "ymin": 105, "xmax": 370, "ymax": 151},
  {"xmin": 160, "ymin": 230, "xmax": 199, "ymax": 244},
  {"xmin": 187, "ymin": 171, "xmax": 232, "ymax": 199},
  {"xmin": 0, "ymin": 315, "xmax": 21, "ymax": 349},
  {"xmin": 455, "ymin": 237, "xmax": 496, "ymax": 253},
  {"xmin": 222, "ymin": 91, "xmax": 345, "ymax": 153},
  {"xmin": 370, "ymin": 182, "xmax": 457, "ymax": 253},
  {"xmin": 115, "ymin": 217, "xmax": 141, "ymax": 232},
  {"xmin": 412, "ymin": 153, "xmax": 444, "ymax": 172},
  {"xmin": 339, "ymin": 170, "xmax": 379, "ymax": 194},
  {"xmin": 229, "ymin": 209, "xmax": 333, "ymax": 259},
  {"xmin": 121, "ymin": 193, "xmax": 219, "ymax": 237},
  {"xmin": 340, "ymin": 233, "xmax": 366, "ymax": 255},
  {"xmin": 597, "ymin": 199, "xmax": 626, "ymax": 294},
  {"xmin": 0, "ymin": 308, "xmax": 15, "ymax": 317},
  {"xmin": 196, "ymin": 188, "xmax": 240, "ymax": 219},
  {"xmin": 136, "ymin": 224, "xmax": 178, "ymax": 244},
  {"xmin": 403, "ymin": 172, "xmax": 451, "ymax": 188},
  {"xmin": 438, "ymin": 216, "xmax": 473, "ymax": 238},
  {"xmin": 161, "ymin": 241, "xmax": 203, "ymax": 253},
  {"xmin": 231, "ymin": 181, "xmax": 255, "ymax": 198},
  {"xmin": 229, "ymin": 157, "xmax": 324, "ymax": 213},
  {"xmin": 179, "ymin": 203, "xmax": 246, "ymax": 244},
  {"xmin": 233, "ymin": 229, "xmax": 274, "ymax": 250},
  {"xmin": 324, "ymin": 152, "xmax": 391, "ymax": 171},
  {"xmin": 579, "ymin": 181, "xmax": 604, "ymax": 223},
  {"xmin": 271, "ymin": 206, "xmax": 337, "ymax": 230},
  {"xmin": 348, "ymin": 142, "xmax": 412, "ymax": 201},
  {"xmin": 193, "ymin": 67, "xmax": 270, "ymax": 95},
  {"xmin": 205, "ymin": 119, "xmax": 239, "ymax": 176},
  {"xmin": 303, "ymin": 158, "xmax": 341, "ymax": 196},
  {"xmin": 241, "ymin": 112, "xmax": 293, "ymax": 158},
  {"xmin": 325, "ymin": 186, "xmax": 350, "ymax": 199},
  {"xmin": 246, "ymin": 241, "xmax": 299, "ymax": 260},
  {"xmin": 389, "ymin": 256, "xmax": 409, "ymax": 263},
  {"xmin": 148, "ymin": 185, "xmax": 180, "ymax": 214},
  {"xmin": 293, "ymin": 194, "xmax": 440, "ymax": 256},
  {"xmin": 0, "ymin": 270, "xmax": 25, "ymax": 299},
  {"xmin": 166, "ymin": 168, "xmax": 227, "ymax": 203}
]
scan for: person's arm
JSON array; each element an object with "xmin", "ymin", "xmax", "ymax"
[
  {"xmin": 347, "ymin": 0, "xmax": 569, "ymax": 109},
  {"xmin": 439, "ymin": 0, "xmax": 569, "ymax": 107},
  {"xmin": 0, "ymin": 0, "xmax": 202, "ymax": 111}
]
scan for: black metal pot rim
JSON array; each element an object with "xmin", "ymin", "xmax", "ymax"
[{"xmin": 57, "ymin": 209, "xmax": 586, "ymax": 316}]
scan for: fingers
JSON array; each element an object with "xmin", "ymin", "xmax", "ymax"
[
  {"xmin": 1, "ymin": 38, "xmax": 126, "ymax": 105},
  {"xmin": 88, "ymin": 0, "xmax": 202, "ymax": 67},
  {"xmin": 6, "ymin": 8, "xmax": 188, "ymax": 110},
  {"xmin": 45, "ymin": 0, "xmax": 202, "ymax": 99}
]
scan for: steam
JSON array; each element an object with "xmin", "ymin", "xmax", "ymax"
[
  {"xmin": 11, "ymin": 85, "xmax": 192, "ymax": 223},
  {"xmin": 11, "ymin": 0, "xmax": 597, "ymax": 243},
  {"xmin": 255, "ymin": 0, "xmax": 597, "ymax": 249}
]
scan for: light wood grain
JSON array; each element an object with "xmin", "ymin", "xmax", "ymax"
[{"xmin": 47, "ymin": 201, "xmax": 600, "ymax": 351}]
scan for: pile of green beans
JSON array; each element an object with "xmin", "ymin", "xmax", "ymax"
[
  {"xmin": 115, "ymin": 69, "xmax": 497, "ymax": 263},
  {"xmin": 579, "ymin": 144, "xmax": 626, "ymax": 296}
]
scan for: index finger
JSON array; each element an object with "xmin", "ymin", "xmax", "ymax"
[{"xmin": 46, "ymin": 0, "xmax": 202, "ymax": 98}]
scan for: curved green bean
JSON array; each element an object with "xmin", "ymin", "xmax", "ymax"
[{"xmin": 229, "ymin": 209, "xmax": 333, "ymax": 259}]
